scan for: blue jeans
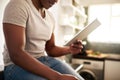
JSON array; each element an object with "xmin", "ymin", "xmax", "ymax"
[{"xmin": 4, "ymin": 56, "xmax": 84, "ymax": 80}]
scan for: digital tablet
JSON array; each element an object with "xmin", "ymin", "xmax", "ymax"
[{"xmin": 64, "ymin": 18, "xmax": 101, "ymax": 46}]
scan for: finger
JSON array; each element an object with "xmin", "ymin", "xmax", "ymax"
[
  {"xmin": 73, "ymin": 40, "xmax": 82, "ymax": 45},
  {"xmin": 71, "ymin": 44, "xmax": 83, "ymax": 49}
]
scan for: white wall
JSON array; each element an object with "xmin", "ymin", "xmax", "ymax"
[
  {"xmin": 0, "ymin": 0, "xmax": 9, "ymax": 68},
  {"xmin": 76, "ymin": 0, "xmax": 120, "ymax": 6}
]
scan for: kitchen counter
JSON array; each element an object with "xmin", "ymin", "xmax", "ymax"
[
  {"xmin": 106, "ymin": 54, "xmax": 120, "ymax": 61},
  {"xmin": 72, "ymin": 53, "xmax": 120, "ymax": 61}
]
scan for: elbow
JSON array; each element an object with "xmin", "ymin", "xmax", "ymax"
[
  {"xmin": 46, "ymin": 50, "xmax": 54, "ymax": 57},
  {"xmin": 47, "ymin": 53, "xmax": 55, "ymax": 57},
  {"xmin": 45, "ymin": 48, "xmax": 56, "ymax": 57},
  {"xmin": 8, "ymin": 49, "xmax": 25, "ymax": 65},
  {"xmin": 10, "ymin": 53, "xmax": 20, "ymax": 64}
]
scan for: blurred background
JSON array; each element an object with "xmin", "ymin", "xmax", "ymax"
[{"xmin": 0, "ymin": 0, "xmax": 120, "ymax": 80}]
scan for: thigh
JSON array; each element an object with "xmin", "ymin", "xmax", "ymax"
[
  {"xmin": 4, "ymin": 56, "xmax": 84, "ymax": 80},
  {"xmin": 45, "ymin": 57, "xmax": 84, "ymax": 80},
  {"xmin": 4, "ymin": 64, "xmax": 46, "ymax": 80}
]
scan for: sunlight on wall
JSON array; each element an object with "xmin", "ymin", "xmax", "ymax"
[
  {"xmin": 0, "ymin": 0, "xmax": 9, "ymax": 68},
  {"xmin": 87, "ymin": 4, "xmax": 120, "ymax": 43}
]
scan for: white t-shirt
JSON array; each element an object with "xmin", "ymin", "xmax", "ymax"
[{"xmin": 3, "ymin": 0, "xmax": 55, "ymax": 66}]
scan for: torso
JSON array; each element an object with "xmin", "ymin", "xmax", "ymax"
[{"xmin": 3, "ymin": 0, "xmax": 55, "ymax": 66}]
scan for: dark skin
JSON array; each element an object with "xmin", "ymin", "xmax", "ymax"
[{"xmin": 3, "ymin": 0, "xmax": 83, "ymax": 80}]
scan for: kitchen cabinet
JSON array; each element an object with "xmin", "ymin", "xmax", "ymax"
[
  {"xmin": 58, "ymin": 0, "xmax": 87, "ymax": 43},
  {"xmin": 104, "ymin": 60, "xmax": 120, "ymax": 80}
]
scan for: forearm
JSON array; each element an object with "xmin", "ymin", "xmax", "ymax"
[
  {"xmin": 46, "ymin": 46, "xmax": 71, "ymax": 57},
  {"xmin": 45, "ymin": 33, "xmax": 82, "ymax": 57},
  {"xmin": 10, "ymin": 50, "xmax": 61, "ymax": 80},
  {"xmin": 46, "ymin": 42, "xmax": 83, "ymax": 57}
]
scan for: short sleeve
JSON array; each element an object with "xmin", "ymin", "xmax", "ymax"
[{"xmin": 3, "ymin": 0, "xmax": 29, "ymax": 27}]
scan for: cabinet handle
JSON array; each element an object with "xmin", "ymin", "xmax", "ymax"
[{"xmin": 83, "ymin": 61, "xmax": 91, "ymax": 64}]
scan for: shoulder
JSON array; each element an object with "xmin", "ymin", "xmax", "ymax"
[
  {"xmin": 5, "ymin": 0, "xmax": 29, "ymax": 12},
  {"xmin": 8, "ymin": 0, "xmax": 28, "ymax": 6},
  {"xmin": 3, "ymin": 0, "xmax": 30, "ymax": 27}
]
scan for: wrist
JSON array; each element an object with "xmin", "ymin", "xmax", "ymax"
[
  {"xmin": 48, "ymin": 71, "xmax": 62, "ymax": 80},
  {"xmin": 67, "ymin": 46, "xmax": 72, "ymax": 54}
]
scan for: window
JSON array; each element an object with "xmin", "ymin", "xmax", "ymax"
[{"xmin": 87, "ymin": 4, "xmax": 120, "ymax": 43}]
